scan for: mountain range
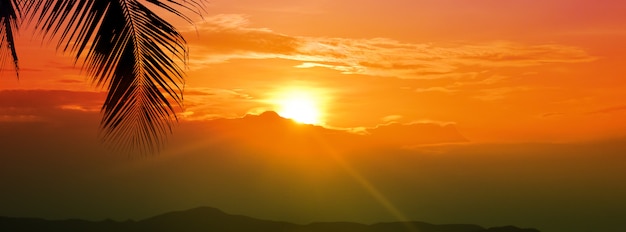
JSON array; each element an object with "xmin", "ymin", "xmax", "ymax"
[
  {"xmin": 196, "ymin": 111, "xmax": 467, "ymax": 155},
  {"xmin": 0, "ymin": 207, "xmax": 540, "ymax": 232}
]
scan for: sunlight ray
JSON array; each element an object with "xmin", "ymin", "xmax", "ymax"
[{"xmin": 308, "ymin": 132, "xmax": 419, "ymax": 232}]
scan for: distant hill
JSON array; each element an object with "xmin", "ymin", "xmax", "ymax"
[
  {"xmin": 203, "ymin": 111, "xmax": 468, "ymax": 154},
  {"xmin": 0, "ymin": 206, "xmax": 540, "ymax": 232}
]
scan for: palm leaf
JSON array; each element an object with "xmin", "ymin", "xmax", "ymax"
[
  {"xmin": 0, "ymin": 0, "xmax": 21, "ymax": 77},
  {"xmin": 24, "ymin": 0, "xmax": 205, "ymax": 154}
]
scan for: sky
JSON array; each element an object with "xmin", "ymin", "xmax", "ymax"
[{"xmin": 1, "ymin": 1, "xmax": 626, "ymax": 232}]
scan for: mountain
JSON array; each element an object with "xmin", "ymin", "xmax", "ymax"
[
  {"xmin": 201, "ymin": 111, "xmax": 467, "ymax": 154},
  {"xmin": 0, "ymin": 206, "xmax": 540, "ymax": 232}
]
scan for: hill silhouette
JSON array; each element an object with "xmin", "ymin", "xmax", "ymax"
[
  {"xmin": 202, "ymin": 111, "xmax": 467, "ymax": 154},
  {"xmin": 0, "ymin": 206, "xmax": 540, "ymax": 232}
]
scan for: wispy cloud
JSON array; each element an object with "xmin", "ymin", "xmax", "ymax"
[
  {"xmin": 187, "ymin": 14, "xmax": 596, "ymax": 79},
  {"xmin": 473, "ymin": 86, "xmax": 532, "ymax": 101},
  {"xmin": 180, "ymin": 87, "xmax": 256, "ymax": 121},
  {"xmin": 0, "ymin": 90, "xmax": 103, "ymax": 110},
  {"xmin": 0, "ymin": 90, "xmax": 104, "ymax": 122},
  {"xmin": 381, "ymin": 114, "xmax": 403, "ymax": 123},
  {"xmin": 0, "ymin": 114, "xmax": 43, "ymax": 122},
  {"xmin": 414, "ymin": 87, "xmax": 456, "ymax": 93}
]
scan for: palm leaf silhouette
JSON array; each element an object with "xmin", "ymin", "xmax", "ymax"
[
  {"xmin": 0, "ymin": 0, "xmax": 21, "ymax": 76},
  {"xmin": 15, "ymin": 0, "xmax": 205, "ymax": 154}
]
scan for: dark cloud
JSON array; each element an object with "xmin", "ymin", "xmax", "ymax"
[
  {"xmin": 0, "ymin": 89, "xmax": 104, "ymax": 141},
  {"xmin": 57, "ymin": 79, "xmax": 83, "ymax": 84},
  {"xmin": 0, "ymin": 89, "xmax": 104, "ymax": 109}
]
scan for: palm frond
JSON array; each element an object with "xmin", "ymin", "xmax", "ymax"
[
  {"xmin": 25, "ymin": 0, "xmax": 206, "ymax": 154},
  {"xmin": 0, "ymin": 0, "xmax": 21, "ymax": 77}
]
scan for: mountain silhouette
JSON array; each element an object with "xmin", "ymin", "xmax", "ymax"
[
  {"xmin": 0, "ymin": 206, "xmax": 540, "ymax": 232},
  {"xmin": 202, "ymin": 111, "xmax": 467, "ymax": 154}
]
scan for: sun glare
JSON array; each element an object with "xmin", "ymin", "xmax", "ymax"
[{"xmin": 274, "ymin": 90, "xmax": 323, "ymax": 125}]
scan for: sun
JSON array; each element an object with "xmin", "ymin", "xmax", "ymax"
[{"xmin": 274, "ymin": 90, "xmax": 323, "ymax": 125}]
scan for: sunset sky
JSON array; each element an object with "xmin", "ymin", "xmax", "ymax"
[{"xmin": 1, "ymin": 1, "xmax": 626, "ymax": 232}]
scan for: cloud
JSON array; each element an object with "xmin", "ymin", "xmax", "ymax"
[
  {"xmin": 187, "ymin": 14, "xmax": 596, "ymax": 79},
  {"xmin": 0, "ymin": 89, "xmax": 103, "ymax": 109},
  {"xmin": 414, "ymin": 87, "xmax": 456, "ymax": 93},
  {"xmin": 184, "ymin": 14, "xmax": 300, "ymax": 66},
  {"xmin": 381, "ymin": 115, "xmax": 403, "ymax": 123},
  {"xmin": 472, "ymin": 86, "xmax": 532, "ymax": 101},
  {"xmin": 0, "ymin": 89, "xmax": 104, "ymax": 123},
  {"xmin": 0, "ymin": 114, "xmax": 43, "ymax": 122},
  {"xmin": 57, "ymin": 79, "xmax": 83, "ymax": 84},
  {"xmin": 180, "ymin": 88, "xmax": 256, "ymax": 121}
]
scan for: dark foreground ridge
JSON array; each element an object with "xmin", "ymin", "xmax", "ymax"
[{"xmin": 0, "ymin": 206, "xmax": 540, "ymax": 232}]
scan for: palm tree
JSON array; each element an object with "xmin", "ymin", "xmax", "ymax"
[{"xmin": 1, "ymin": 0, "xmax": 206, "ymax": 154}]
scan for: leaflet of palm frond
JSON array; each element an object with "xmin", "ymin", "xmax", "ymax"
[
  {"xmin": 24, "ymin": 0, "xmax": 206, "ymax": 154},
  {"xmin": 0, "ymin": 0, "xmax": 21, "ymax": 77}
]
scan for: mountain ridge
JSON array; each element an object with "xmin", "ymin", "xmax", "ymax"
[
  {"xmin": 202, "ymin": 111, "xmax": 468, "ymax": 155},
  {"xmin": 0, "ymin": 206, "xmax": 540, "ymax": 232}
]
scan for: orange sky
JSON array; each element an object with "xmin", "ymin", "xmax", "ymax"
[
  {"xmin": 1, "ymin": 1, "xmax": 626, "ymax": 232},
  {"xmin": 3, "ymin": 0, "xmax": 626, "ymax": 143}
]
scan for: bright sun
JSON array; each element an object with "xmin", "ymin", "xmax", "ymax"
[{"xmin": 274, "ymin": 90, "xmax": 323, "ymax": 125}]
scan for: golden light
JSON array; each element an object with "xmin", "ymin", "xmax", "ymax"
[{"xmin": 273, "ymin": 89, "xmax": 324, "ymax": 125}]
